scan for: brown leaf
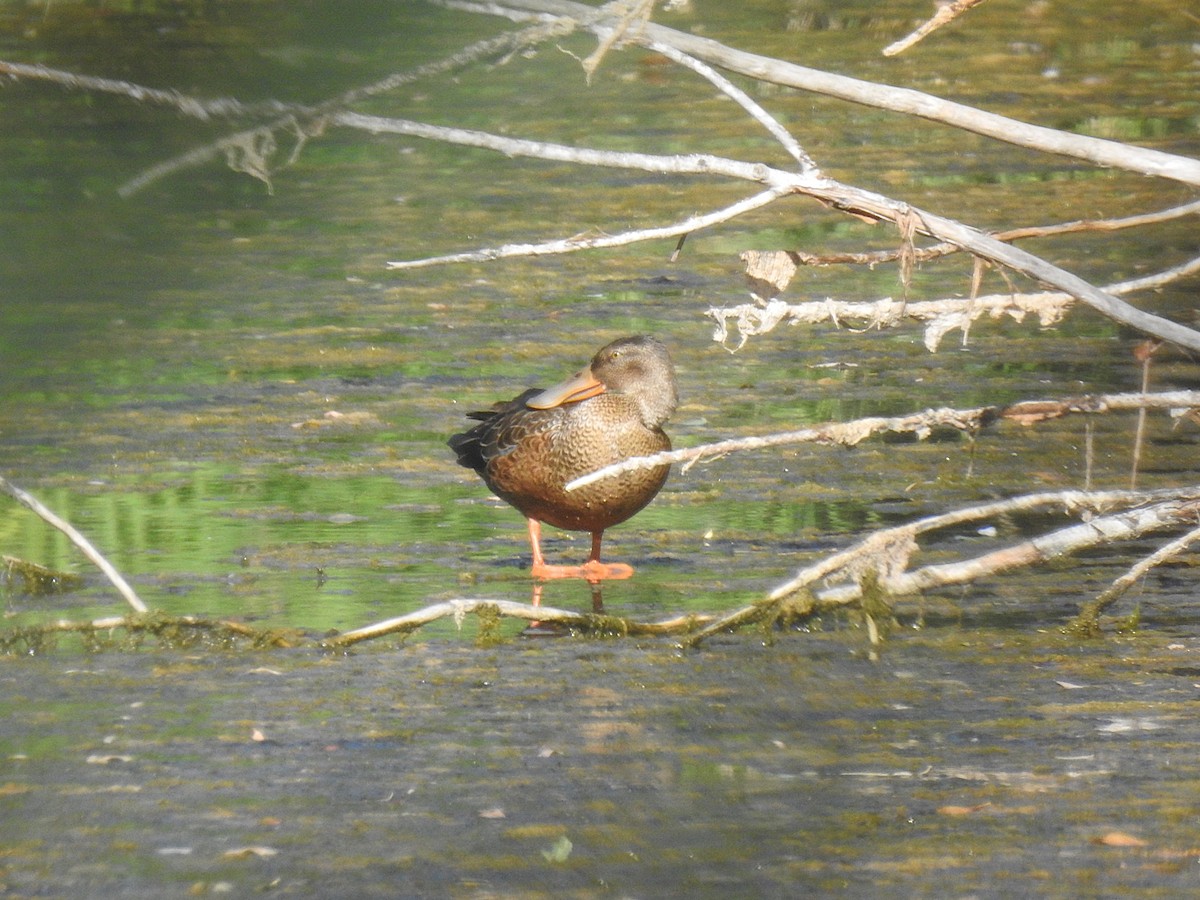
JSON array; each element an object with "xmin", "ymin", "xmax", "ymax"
[
  {"xmin": 1094, "ymin": 831, "xmax": 1148, "ymax": 847},
  {"xmin": 222, "ymin": 846, "xmax": 279, "ymax": 860},
  {"xmin": 1003, "ymin": 401, "xmax": 1067, "ymax": 426},
  {"xmin": 937, "ymin": 802, "xmax": 992, "ymax": 816},
  {"xmin": 739, "ymin": 250, "xmax": 798, "ymax": 301},
  {"xmin": 1132, "ymin": 340, "xmax": 1162, "ymax": 363}
]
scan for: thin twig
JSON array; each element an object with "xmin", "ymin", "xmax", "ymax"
[
  {"xmin": 1077, "ymin": 521, "xmax": 1200, "ymax": 629},
  {"xmin": 883, "ymin": 0, "xmax": 989, "ymax": 57},
  {"xmin": 761, "ymin": 199, "xmax": 1200, "ymax": 269},
  {"xmin": 1129, "ymin": 341, "xmax": 1161, "ymax": 488},
  {"xmin": 582, "ymin": 0, "xmax": 655, "ymax": 83},
  {"xmin": 0, "ymin": 475, "xmax": 147, "ymax": 613},
  {"xmin": 385, "ymin": 186, "xmax": 791, "ymax": 269},
  {"xmin": 646, "ymin": 39, "xmax": 818, "ymax": 172},
  {"xmin": 0, "ymin": 60, "xmax": 303, "ymax": 120}
]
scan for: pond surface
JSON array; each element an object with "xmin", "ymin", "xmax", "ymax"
[{"xmin": 1, "ymin": 0, "xmax": 1199, "ymax": 896}]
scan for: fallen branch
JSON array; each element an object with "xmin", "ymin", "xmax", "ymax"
[
  {"xmin": 565, "ymin": 390, "xmax": 1200, "ymax": 492},
  {"xmin": 1072, "ymin": 521, "xmax": 1200, "ymax": 635},
  {"xmin": 684, "ymin": 487, "xmax": 1200, "ymax": 647},
  {"xmin": 325, "ymin": 597, "xmax": 713, "ymax": 646},
  {"xmin": 0, "ymin": 475, "xmax": 147, "ymax": 613},
  {"xmin": 349, "ymin": 107, "xmax": 1200, "ymax": 351}
]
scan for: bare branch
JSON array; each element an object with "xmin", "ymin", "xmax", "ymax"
[
  {"xmin": 646, "ymin": 40, "xmax": 818, "ymax": 172},
  {"xmin": 335, "ymin": 111, "xmax": 779, "ymax": 182},
  {"xmin": 0, "ymin": 60, "xmax": 303, "ymax": 120},
  {"xmin": 758, "ymin": 199, "xmax": 1200, "ymax": 271},
  {"xmin": 869, "ymin": 496, "xmax": 1200, "ymax": 598},
  {"xmin": 686, "ymin": 487, "xmax": 1200, "ymax": 646},
  {"xmin": 0, "ymin": 475, "xmax": 147, "ymax": 613},
  {"xmin": 385, "ymin": 186, "xmax": 790, "ymax": 269},
  {"xmin": 883, "ymin": 0, "xmax": 990, "ymax": 57},
  {"xmin": 710, "ymin": 292, "xmax": 1071, "ymax": 353},
  {"xmin": 1076, "ymin": 521, "xmax": 1200, "ymax": 631},
  {"xmin": 324, "ymin": 597, "xmax": 712, "ymax": 646},
  {"xmin": 568, "ymin": 406, "xmax": 996, "ymax": 491},
  {"xmin": 565, "ymin": 391, "xmax": 1200, "ymax": 491},
  {"xmin": 496, "ymin": 0, "xmax": 1200, "ymax": 186}
]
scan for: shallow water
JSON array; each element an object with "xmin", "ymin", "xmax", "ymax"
[
  {"xmin": 6, "ymin": 630, "xmax": 1200, "ymax": 897},
  {"xmin": 1, "ymin": 0, "xmax": 1199, "ymax": 896}
]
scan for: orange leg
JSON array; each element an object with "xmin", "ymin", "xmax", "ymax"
[{"xmin": 526, "ymin": 519, "xmax": 633, "ymax": 582}]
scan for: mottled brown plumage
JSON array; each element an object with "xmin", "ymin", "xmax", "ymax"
[{"xmin": 449, "ymin": 335, "xmax": 678, "ymax": 580}]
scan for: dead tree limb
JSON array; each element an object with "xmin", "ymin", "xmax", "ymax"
[
  {"xmin": 489, "ymin": 0, "xmax": 1200, "ymax": 186},
  {"xmin": 565, "ymin": 390, "xmax": 1200, "ymax": 492},
  {"xmin": 685, "ymin": 487, "xmax": 1200, "ymax": 647},
  {"xmin": 0, "ymin": 475, "xmax": 147, "ymax": 614},
  {"xmin": 343, "ymin": 108, "xmax": 1200, "ymax": 351},
  {"xmin": 1072, "ymin": 522, "xmax": 1200, "ymax": 635},
  {"xmin": 325, "ymin": 598, "xmax": 712, "ymax": 646}
]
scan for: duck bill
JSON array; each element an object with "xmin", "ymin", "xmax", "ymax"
[{"xmin": 525, "ymin": 366, "xmax": 606, "ymax": 409}]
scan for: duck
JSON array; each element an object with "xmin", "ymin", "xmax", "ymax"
[{"xmin": 449, "ymin": 335, "xmax": 677, "ymax": 581}]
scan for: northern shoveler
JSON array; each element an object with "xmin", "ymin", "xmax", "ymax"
[{"xmin": 449, "ymin": 335, "xmax": 677, "ymax": 581}]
